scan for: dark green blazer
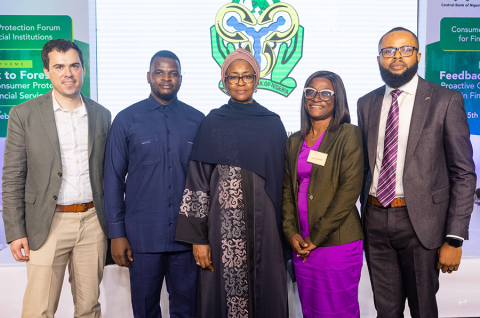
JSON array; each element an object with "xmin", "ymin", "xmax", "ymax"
[{"xmin": 282, "ymin": 123, "xmax": 364, "ymax": 247}]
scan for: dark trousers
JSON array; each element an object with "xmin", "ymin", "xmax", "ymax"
[
  {"xmin": 129, "ymin": 250, "xmax": 198, "ymax": 318},
  {"xmin": 364, "ymin": 203, "xmax": 439, "ymax": 318}
]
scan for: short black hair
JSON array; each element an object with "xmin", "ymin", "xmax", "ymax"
[
  {"xmin": 378, "ymin": 27, "xmax": 419, "ymax": 52},
  {"xmin": 300, "ymin": 71, "xmax": 351, "ymax": 139},
  {"xmin": 41, "ymin": 39, "xmax": 84, "ymax": 70},
  {"xmin": 149, "ymin": 50, "xmax": 181, "ymax": 73}
]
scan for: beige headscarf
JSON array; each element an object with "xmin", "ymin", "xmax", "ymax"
[{"xmin": 221, "ymin": 48, "xmax": 260, "ymax": 93}]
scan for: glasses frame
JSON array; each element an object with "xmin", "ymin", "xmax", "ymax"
[
  {"xmin": 225, "ymin": 74, "xmax": 256, "ymax": 85},
  {"xmin": 303, "ymin": 87, "xmax": 335, "ymax": 101},
  {"xmin": 379, "ymin": 45, "xmax": 418, "ymax": 58}
]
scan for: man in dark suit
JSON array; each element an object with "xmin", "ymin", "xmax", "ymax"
[
  {"xmin": 2, "ymin": 39, "xmax": 111, "ymax": 317},
  {"xmin": 358, "ymin": 27, "xmax": 476, "ymax": 318}
]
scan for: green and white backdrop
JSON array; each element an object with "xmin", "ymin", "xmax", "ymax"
[{"xmin": 0, "ymin": 0, "xmax": 94, "ymax": 254}]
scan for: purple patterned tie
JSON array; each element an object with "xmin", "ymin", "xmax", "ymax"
[{"xmin": 376, "ymin": 89, "xmax": 402, "ymax": 207}]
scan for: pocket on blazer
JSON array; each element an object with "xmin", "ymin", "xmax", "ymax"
[
  {"xmin": 431, "ymin": 185, "xmax": 450, "ymax": 204},
  {"xmin": 24, "ymin": 192, "xmax": 36, "ymax": 204},
  {"xmin": 135, "ymin": 135, "xmax": 160, "ymax": 165},
  {"xmin": 421, "ymin": 127, "xmax": 443, "ymax": 136}
]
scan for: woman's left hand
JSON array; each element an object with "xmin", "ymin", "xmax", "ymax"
[
  {"xmin": 301, "ymin": 236, "xmax": 317, "ymax": 262},
  {"xmin": 193, "ymin": 244, "xmax": 214, "ymax": 271}
]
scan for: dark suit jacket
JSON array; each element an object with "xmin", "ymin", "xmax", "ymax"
[
  {"xmin": 2, "ymin": 90, "xmax": 111, "ymax": 250},
  {"xmin": 282, "ymin": 123, "xmax": 364, "ymax": 247},
  {"xmin": 357, "ymin": 76, "xmax": 476, "ymax": 249}
]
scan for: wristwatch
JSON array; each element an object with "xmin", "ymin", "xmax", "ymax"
[{"xmin": 445, "ymin": 237, "xmax": 463, "ymax": 248}]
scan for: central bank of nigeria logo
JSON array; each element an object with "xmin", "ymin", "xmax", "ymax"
[{"xmin": 210, "ymin": 0, "xmax": 304, "ymax": 97}]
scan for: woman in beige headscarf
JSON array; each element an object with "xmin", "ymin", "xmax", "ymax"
[{"xmin": 175, "ymin": 48, "xmax": 289, "ymax": 318}]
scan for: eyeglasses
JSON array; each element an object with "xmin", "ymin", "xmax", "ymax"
[
  {"xmin": 379, "ymin": 45, "xmax": 418, "ymax": 58},
  {"xmin": 225, "ymin": 74, "xmax": 255, "ymax": 85},
  {"xmin": 303, "ymin": 88, "xmax": 335, "ymax": 101}
]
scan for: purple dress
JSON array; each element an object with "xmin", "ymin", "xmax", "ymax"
[{"xmin": 293, "ymin": 134, "xmax": 363, "ymax": 317}]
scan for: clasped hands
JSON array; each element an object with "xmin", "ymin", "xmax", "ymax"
[{"xmin": 289, "ymin": 234, "xmax": 317, "ymax": 262}]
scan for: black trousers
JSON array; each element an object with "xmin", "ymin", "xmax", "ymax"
[{"xmin": 364, "ymin": 203, "xmax": 439, "ymax": 318}]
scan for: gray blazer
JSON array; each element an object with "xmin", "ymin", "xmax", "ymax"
[
  {"xmin": 2, "ymin": 90, "xmax": 111, "ymax": 250},
  {"xmin": 357, "ymin": 76, "xmax": 476, "ymax": 249}
]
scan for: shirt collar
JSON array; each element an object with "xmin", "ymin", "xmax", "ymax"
[
  {"xmin": 52, "ymin": 90, "xmax": 87, "ymax": 116},
  {"xmin": 147, "ymin": 94, "xmax": 179, "ymax": 112},
  {"xmin": 385, "ymin": 74, "xmax": 418, "ymax": 97}
]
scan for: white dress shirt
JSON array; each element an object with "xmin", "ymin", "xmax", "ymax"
[
  {"xmin": 370, "ymin": 74, "xmax": 418, "ymax": 198},
  {"xmin": 52, "ymin": 91, "xmax": 93, "ymax": 205}
]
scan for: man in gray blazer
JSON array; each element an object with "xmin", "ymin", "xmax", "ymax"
[
  {"xmin": 358, "ymin": 27, "xmax": 476, "ymax": 318},
  {"xmin": 2, "ymin": 39, "xmax": 111, "ymax": 318}
]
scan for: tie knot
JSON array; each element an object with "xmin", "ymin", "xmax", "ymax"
[{"xmin": 391, "ymin": 89, "xmax": 403, "ymax": 99}]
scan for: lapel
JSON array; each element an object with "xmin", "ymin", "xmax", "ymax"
[
  {"xmin": 404, "ymin": 77, "xmax": 432, "ymax": 167},
  {"xmin": 291, "ymin": 134, "xmax": 303, "ymax": 195},
  {"xmin": 311, "ymin": 127, "xmax": 339, "ymax": 177},
  {"xmin": 38, "ymin": 90, "xmax": 61, "ymax": 159},
  {"xmin": 367, "ymin": 88, "xmax": 385, "ymax": 172},
  {"xmin": 83, "ymin": 95, "xmax": 97, "ymax": 158}
]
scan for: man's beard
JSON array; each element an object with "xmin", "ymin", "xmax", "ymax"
[
  {"xmin": 379, "ymin": 60, "xmax": 418, "ymax": 88},
  {"xmin": 153, "ymin": 90, "xmax": 177, "ymax": 102},
  {"xmin": 151, "ymin": 84, "xmax": 178, "ymax": 102}
]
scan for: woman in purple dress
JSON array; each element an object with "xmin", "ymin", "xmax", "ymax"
[{"xmin": 282, "ymin": 71, "xmax": 364, "ymax": 317}]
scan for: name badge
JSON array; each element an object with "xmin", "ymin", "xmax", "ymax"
[{"xmin": 307, "ymin": 150, "xmax": 328, "ymax": 166}]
